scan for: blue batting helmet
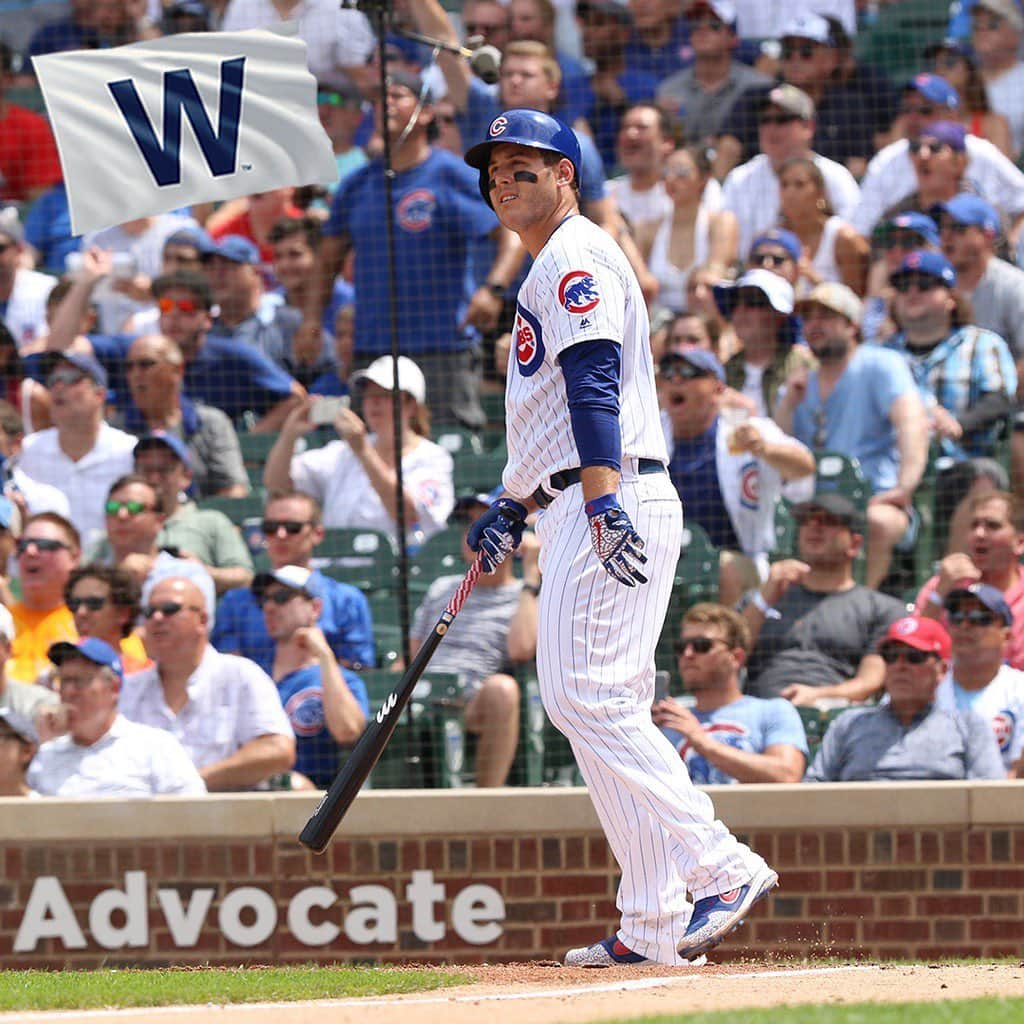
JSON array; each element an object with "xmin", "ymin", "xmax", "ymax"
[{"xmin": 464, "ymin": 109, "xmax": 582, "ymax": 206}]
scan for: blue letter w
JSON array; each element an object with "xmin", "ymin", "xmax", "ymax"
[{"xmin": 108, "ymin": 56, "xmax": 246, "ymax": 187}]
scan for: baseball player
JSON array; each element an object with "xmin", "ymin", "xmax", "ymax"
[{"xmin": 463, "ymin": 109, "xmax": 778, "ymax": 967}]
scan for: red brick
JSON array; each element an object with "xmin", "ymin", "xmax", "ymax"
[
  {"xmin": 915, "ymin": 945, "xmax": 983, "ymax": 959},
  {"xmin": 987, "ymin": 894, "xmax": 1019, "ymax": 915},
  {"xmin": 862, "ymin": 920, "xmax": 931, "ymax": 941},
  {"xmin": 778, "ymin": 870, "xmax": 823, "ymax": 893},
  {"xmin": 424, "ymin": 839, "xmax": 444, "ymax": 869},
  {"xmin": 968, "ymin": 868, "xmax": 1024, "ymax": 888},
  {"xmin": 822, "ymin": 832, "xmax": 844, "ymax": 862},
  {"xmin": 942, "ymin": 832, "xmax": 964, "ymax": 863},
  {"xmin": 879, "ymin": 896, "xmax": 911, "ymax": 916},
  {"xmin": 494, "ymin": 839, "xmax": 515, "ymax": 871},
  {"xmin": 565, "ymin": 837, "xmax": 585, "ymax": 867},
  {"xmin": 970, "ymin": 919, "xmax": 1024, "ymax": 940},
  {"xmin": 825, "ymin": 870, "xmax": 856, "ymax": 890},
  {"xmin": 895, "ymin": 831, "xmax": 917, "ymax": 862},
  {"xmin": 518, "ymin": 838, "xmax": 538, "ymax": 870},
  {"xmin": 967, "ymin": 832, "xmax": 988, "ymax": 863},
  {"xmin": 776, "ymin": 833, "xmax": 798, "ymax": 867},
  {"xmin": 807, "ymin": 897, "xmax": 873, "ymax": 917},
  {"xmin": 587, "ymin": 837, "xmax": 609, "ymax": 868},
  {"xmin": 471, "ymin": 839, "xmax": 492, "ymax": 870},
  {"xmin": 916, "ymin": 895, "xmax": 984, "ymax": 915},
  {"xmin": 540, "ymin": 874, "xmax": 607, "ymax": 897},
  {"xmin": 229, "ymin": 845, "xmax": 250, "ymax": 876},
  {"xmin": 935, "ymin": 920, "xmax": 965, "ymax": 941},
  {"xmin": 560, "ymin": 899, "xmax": 598, "ymax": 922},
  {"xmin": 798, "ymin": 833, "xmax": 821, "ymax": 865},
  {"xmin": 919, "ymin": 831, "xmax": 940, "ymax": 862},
  {"xmin": 826, "ymin": 921, "xmax": 858, "ymax": 941},
  {"xmin": 755, "ymin": 921, "xmax": 822, "ymax": 942},
  {"xmin": 861, "ymin": 869, "xmax": 928, "ymax": 891},
  {"xmin": 505, "ymin": 875, "xmax": 536, "ymax": 899},
  {"xmin": 848, "ymin": 831, "xmax": 869, "ymax": 864}
]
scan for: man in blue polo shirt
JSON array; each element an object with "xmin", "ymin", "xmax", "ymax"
[{"xmin": 211, "ymin": 491, "xmax": 374, "ymax": 672}]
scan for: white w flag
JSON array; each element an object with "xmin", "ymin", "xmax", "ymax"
[{"xmin": 33, "ymin": 27, "xmax": 338, "ymax": 235}]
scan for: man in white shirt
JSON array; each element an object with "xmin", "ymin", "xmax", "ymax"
[
  {"xmin": 0, "ymin": 212, "xmax": 55, "ymax": 354},
  {"xmin": 17, "ymin": 353, "xmax": 136, "ymax": 549},
  {"xmin": 938, "ymin": 582, "xmax": 1024, "ymax": 776},
  {"xmin": 120, "ymin": 575, "xmax": 295, "ymax": 790},
  {"xmin": 852, "ymin": 74, "xmax": 1024, "ymax": 242},
  {"xmin": 721, "ymin": 83, "xmax": 860, "ymax": 256},
  {"xmin": 27, "ymin": 637, "xmax": 206, "ymax": 797},
  {"xmin": 971, "ymin": 0, "xmax": 1024, "ymax": 157}
]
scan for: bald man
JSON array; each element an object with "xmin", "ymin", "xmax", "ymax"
[
  {"xmin": 119, "ymin": 576, "xmax": 295, "ymax": 790},
  {"xmin": 117, "ymin": 334, "xmax": 249, "ymax": 498}
]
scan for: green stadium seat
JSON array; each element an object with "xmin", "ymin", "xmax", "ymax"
[
  {"xmin": 237, "ymin": 432, "xmax": 279, "ymax": 468},
  {"xmin": 197, "ymin": 493, "xmax": 267, "ymax": 526},
  {"xmin": 655, "ymin": 523, "xmax": 718, "ymax": 674},
  {"xmin": 854, "ymin": 0, "xmax": 949, "ymax": 80},
  {"xmin": 409, "ymin": 526, "xmax": 465, "ymax": 594},
  {"xmin": 452, "ymin": 445, "xmax": 507, "ymax": 496},
  {"xmin": 435, "ymin": 428, "xmax": 484, "ymax": 457},
  {"xmin": 481, "ymin": 390, "xmax": 506, "ymax": 425},
  {"xmin": 312, "ymin": 528, "xmax": 399, "ymax": 593}
]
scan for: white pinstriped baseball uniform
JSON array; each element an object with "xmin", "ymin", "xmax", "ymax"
[{"xmin": 505, "ymin": 214, "xmax": 769, "ymax": 965}]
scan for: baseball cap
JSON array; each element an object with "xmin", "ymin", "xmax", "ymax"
[
  {"xmin": 879, "ymin": 616, "xmax": 952, "ymax": 661},
  {"xmin": 48, "ymin": 637, "xmax": 124, "ymax": 680},
  {"xmin": 387, "ymin": 70, "xmax": 432, "ymax": 104},
  {"xmin": 660, "ymin": 345, "xmax": 726, "ymax": 382},
  {"xmin": 933, "ymin": 194, "xmax": 1000, "ymax": 234},
  {"xmin": 890, "ymin": 250, "xmax": 957, "ymax": 289},
  {"xmin": 212, "ymin": 234, "xmax": 259, "ymax": 265},
  {"xmin": 352, "ymin": 355, "xmax": 427, "ymax": 404},
  {"xmin": 945, "ymin": 582, "xmax": 1014, "ymax": 626},
  {"xmin": 922, "ymin": 37, "xmax": 974, "ymax": 61},
  {"xmin": 760, "ymin": 84, "xmax": 815, "ymax": 121},
  {"xmin": 792, "ymin": 493, "xmax": 865, "ymax": 533},
  {"xmin": 0, "ymin": 603, "xmax": 14, "ymax": 642},
  {"xmin": 795, "ymin": 282, "xmax": 863, "ymax": 325},
  {"xmin": 318, "ymin": 73, "xmax": 364, "ymax": 106},
  {"xmin": 918, "ymin": 120, "xmax": 966, "ymax": 152},
  {"xmin": 881, "ymin": 211, "xmax": 941, "ymax": 248},
  {"xmin": 579, "ymin": 0, "xmax": 633, "ymax": 22},
  {"xmin": 452, "ymin": 484, "xmax": 504, "ymax": 521},
  {"xmin": 685, "ymin": 0, "xmax": 737, "ymax": 28},
  {"xmin": 714, "ymin": 268, "xmax": 795, "ymax": 317},
  {"xmin": 165, "ymin": 0, "xmax": 210, "ymax": 19},
  {"xmin": 54, "ymin": 352, "xmax": 108, "ymax": 389},
  {"xmin": 974, "ymin": 0, "xmax": 1024, "ymax": 32},
  {"xmin": 904, "ymin": 73, "xmax": 960, "ymax": 110},
  {"xmin": 750, "ymin": 228, "xmax": 802, "ymax": 262},
  {"xmin": 252, "ymin": 564, "xmax": 323, "ymax": 601},
  {"xmin": 163, "ymin": 226, "xmax": 216, "ymax": 256},
  {"xmin": 779, "ymin": 11, "xmax": 833, "ymax": 45},
  {"xmin": 134, "ymin": 430, "xmax": 193, "ymax": 470},
  {"xmin": 0, "ymin": 206, "xmax": 24, "ymax": 245},
  {"xmin": 0, "ymin": 707, "xmax": 38, "ymax": 745}
]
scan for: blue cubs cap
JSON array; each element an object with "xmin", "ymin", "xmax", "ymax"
[
  {"xmin": 48, "ymin": 637, "xmax": 124, "ymax": 680},
  {"xmin": 934, "ymin": 194, "xmax": 1000, "ymax": 233},
  {"xmin": 252, "ymin": 564, "xmax": 323, "ymax": 601},
  {"xmin": 890, "ymin": 249, "xmax": 957, "ymax": 288},
  {"xmin": 56, "ymin": 352, "xmax": 107, "ymax": 389},
  {"xmin": 212, "ymin": 234, "xmax": 259, "ymax": 265},
  {"xmin": 883, "ymin": 211, "xmax": 941, "ymax": 247},
  {"xmin": 661, "ymin": 345, "xmax": 725, "ymax": 382},
  {"xmin": 904, "ymin": 73, "xmax": 960, "ymax": 110},
  {"xmin": 750, "ymin": 228, "xmax": 802, "ymax": 262},
  {"xmin": 918, "ymin": 120, "xmax": 966, "ymax": 152},
  {"xmin": 134, "ymin": 430, "xmax": 193, "ymax": 470},
  {"xmin": 164, "ymin": 226, "xmax": 216, "ymax": 256},
  {"xmin": 945, "ymin": 582, "xmax": 1014, "ymax": 626}
]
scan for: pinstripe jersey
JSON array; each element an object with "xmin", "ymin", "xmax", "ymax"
[{"xmin": 502, "ymin": 214, "xmax": 668, "ymax": 499}]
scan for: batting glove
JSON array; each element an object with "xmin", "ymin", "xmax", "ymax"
[
  {"xmin": 586, "ymin": 493, "xmax": 648, "ymax": 587},
  {"xmin": 467, "ymin": 497, "xmax": 528, "ymax": 573}
]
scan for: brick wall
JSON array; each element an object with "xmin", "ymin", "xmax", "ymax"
[{"xmin": 1, "ymin": 784, "xmax": 1022, "ymax": 967}]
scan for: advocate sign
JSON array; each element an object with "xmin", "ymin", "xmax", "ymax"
[{"xmin": 14, "ymin": 870, "xmax": 505, "ymax": 953}]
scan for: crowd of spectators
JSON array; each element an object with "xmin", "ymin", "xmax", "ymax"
[{"xmin": 2, "ymin": 0, "xmax": 1024, "ymax": 792}]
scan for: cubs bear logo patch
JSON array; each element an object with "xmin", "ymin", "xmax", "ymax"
[{"xmin": 558, "ymin": 270, "xmax": 600, "ymax": 314}]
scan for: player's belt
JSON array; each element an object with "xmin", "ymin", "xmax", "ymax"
[{"xmin": 532, "ymin": 458, "xmax": 665, "ymax": 509}]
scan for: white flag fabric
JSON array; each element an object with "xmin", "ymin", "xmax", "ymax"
[{"xmin": 33, "ymin": 27, "xmax": 338, "ymax": 235}]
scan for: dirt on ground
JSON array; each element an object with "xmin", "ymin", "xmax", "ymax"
[{"xmin": 2, "ymin": 961, "xmax": 1023, "ymax": 1024}]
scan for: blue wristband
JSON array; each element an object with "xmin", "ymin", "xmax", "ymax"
[{"xmin": 585, "ymin": 493, "xmax": 618, "ymax": 517}]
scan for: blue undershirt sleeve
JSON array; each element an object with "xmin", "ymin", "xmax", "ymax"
[{"xmin": 558, "ymin": 339, "xmax": 622, "ymax": 471}]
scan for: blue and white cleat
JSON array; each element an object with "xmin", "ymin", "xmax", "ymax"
[
  {"xmin": 677, "ymin": 864, "xmax": 779, "ymax": 961},
  {"xmin": 564, "ymin": 936, "xmax": 707, "ymax": 968}
]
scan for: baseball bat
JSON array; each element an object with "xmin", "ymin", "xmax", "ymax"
[{"xmin": 299, "ymin": 557, "xmax": 485, "ymax": 853}]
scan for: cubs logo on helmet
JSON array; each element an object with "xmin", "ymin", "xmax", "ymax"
[
  {"xmin": 396, "ymin": 188, "xmax": 437, "ymax": 233},
  {"xmin": 559, "ymin": 271, "xmax": 600, "ymax": 314},
  {"xmin": 489, "ymin": 115, "xmax": 509, "ymax": 137},
  {"xmin": 513, "ymin": 303, "xmax": 545, "ymax": 376}
]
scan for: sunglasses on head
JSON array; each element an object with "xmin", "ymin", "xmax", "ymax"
[
  {"xmin": 143, "ymin": 601, "xmax": 201, "ymax": 620},
  {"xmin": 157, "ymin": 296, "xmax": 198, "ymax": 315},
  {"xmin": 46, "ymin": 367, "xmax": 88, "ymax": 388},
  {"xmin": 106, "ymin": 499, "xmax": 154, "ymax": 517},
  {"xmin": 893, "ymin": 273, "xmax": 943, "ymax": 293},
  {"xmin": 880, "ymin": 646, "xmax": 936, "ymax": 665},
  {"xmin": 261, "ymin": 519, "xmax": 310, "ymax": 535},
  {"xmin": 736, "ymin": 289, "xmax": 772, "ymax": 309},
  {"xmin": 750, "ymin": 251, "xmax": 791, "ymax": 268},
  {"xmin": 947, "ymin": 608, "xmax": 999, "ymax": 626},
  {"xmin": 68, "ymin": 595, "xmax": 109, "ymax": 612},
  {"xmin": 124, "ymin": 358, "xmax": 159, "ymax": 372},
  {"xmin": 16, "ymin": 537, "xmax": 69, "ymax": 555},
  {"xmin": 781, "ymin": 41, "xmax": 818, "ymax": 60},
  {"xmin": 795, "ymin": 507, "xmax": 849, "ymax": 529},
  {"xmin": 760, "ymin": 112, "xmax": 800, "ymax": 127},
  {"xmin": 660, "ymin": 360, "xmax": 709, "ymax": 382},
  {"xmin": 258, "ymin": 588, "xmax": 303, "ymax": 608},
  {"xmin": 675, "ymin": 636, "xmax": 728, "ymax": 655}
]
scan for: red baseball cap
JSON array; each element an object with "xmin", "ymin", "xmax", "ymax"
[{"xmin": 879, "ymin": 616, "xmax": 951, "ymax": 660}]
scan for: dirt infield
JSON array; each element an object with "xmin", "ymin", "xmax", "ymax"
[{"xmin": 3, "ymin": 962, "xmax": 1022, "ymax": 1024}]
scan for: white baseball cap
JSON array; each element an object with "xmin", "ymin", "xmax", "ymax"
[
  {"xmin": 779, "ymin": 11, "xmax": 833, "ymax": 45},
  {"xmin": 714, "ymin": 268, "xmax": 795, "ymax": 317},
  {"xmin": 352, "ymin": 355, "xmax": 427, "ymax": 404}
]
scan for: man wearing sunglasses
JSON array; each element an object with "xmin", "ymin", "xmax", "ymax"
[
  {"xmin": 852, "ymin": 73, "xmax": 1024, "ymax": 243},
  {"xmin": 64, "ymin": 565, "xmax": 147, "ymax": 676},
  {"xmin": 805, "ymin": 615, "xmax": 1004, "ymax": 782},
  {"xmin": 120, "ymin": 575, "xmax": 295, "ymax": 791},
  {"xmin": 720, "ymin": 83, "xmax": 860, "ymax": 257},
  {"xmin": 85, "ymin": 474, "xmax": 166, "ymax": 590},
  {"xmin": 936, "ymin": 582, "xmax": 1024, "ymax": 776},
  {"xmin": 255, "ymin": 565, "xmax": 369, "ymax": 791},
  {"xmin": 212, "ymin": 491, "xmax": 374, "ymax": 673},
  {"xmin": 17, "ymin": 352, "xmax": 136, "ymax": 550},
  {"xmin": 653, "ymin": 603, "xmax": 807, "ymax": 784},
  {"xmin": 659, "ymin": 345, "xmax": 814, "ymax": 604}
]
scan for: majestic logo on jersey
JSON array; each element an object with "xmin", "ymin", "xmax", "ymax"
[
  {"xmin": 558, "ymin": 271, "xmax": 600, "ymax": 314},
  {"xmin": 739, "ymin": 461, "xmax": 759, "ymax": 510},
  {"xmin": 993, "ymin": 709, "xmax": 1016, "ymax": 752},
  {"xmin": 285, "ymin": 688, "xmax": 325, "ymax": 737},
  {"xmin": 489, "ymin": 115, "xmax": 509, "ymax": 137},
  {"xmin": 396, "ymin": 188, "xmax": 437, "ymax": 232},
  {"xmin": 513, "ymin": 303, "xmax": 545, "ymax": 376}
]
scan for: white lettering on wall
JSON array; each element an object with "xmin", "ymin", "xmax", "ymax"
[
  {"xmin": 344, "ymin": 885, "xmax": 397, "ymax": 944},
  {"xmin": 286, "ymin": 886, "xmax": 339, "ymax": 947},
  {"xmin": 13, "ymin": 877, "xmax": 87, "ymax": 953},
  {"xmin": 156, "ymin": 887, "xmax": 216, "ymax": 948},
  {"xmin": 452, "ymin": 884, "xmax": 505, "ymax": 944},
  {"xmin": 89, "ymin": 870, "xmax": 148, "ymax": 949},
  {"xmin": 218, "ymin": 887, "xmax": 277, "ymax": 948},
  {"xmin": 406, "ymin": 870, "xmax": 445, "ymax": 943}
]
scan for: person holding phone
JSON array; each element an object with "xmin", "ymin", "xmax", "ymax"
[{"xmin": 263, "ymin": 356, "xmax": 455, "ymax": 544}]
